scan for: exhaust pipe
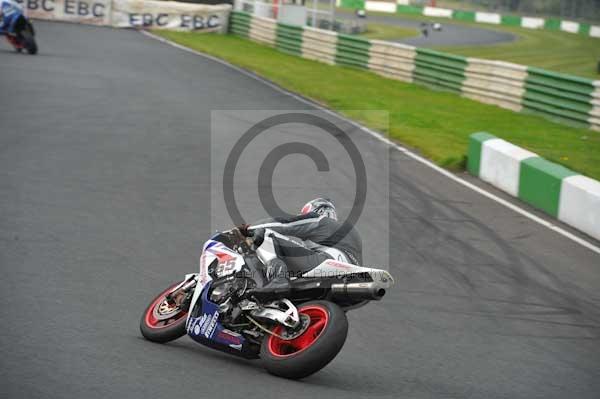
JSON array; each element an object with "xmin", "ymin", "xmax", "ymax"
[{"xmin": 330, "ymin": 282, "xmax": 386, "ymax": 301}]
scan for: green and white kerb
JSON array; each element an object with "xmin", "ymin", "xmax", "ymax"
[{"xmin": 468, "ymin": 132, "xmax": 600, "ymax": 241}]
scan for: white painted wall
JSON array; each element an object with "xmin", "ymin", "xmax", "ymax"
[
  {"xmin": 423, "ymin": 7, "xmax": 453, "ymax": 18},
  {"xmin": 475, "ymin": 12, "xmax": 501, "ymax": 24},
  {"xmin": 521, "ymin": 17, "xmax": 545, "ymax": 29},
  {"xmin": 559, "ymin": 175, "xmax": 600, "ymax": 241},
  {"xmin": 479, "ymin": 139, "xmax": 538, "ymax": 197},
  {"xmin": 560, "ymin": 20, "xmax": 579, "ymax": 33},
  {"xmin": 365, "ymin": 1, "xmax": 396, "ymax": 13}
]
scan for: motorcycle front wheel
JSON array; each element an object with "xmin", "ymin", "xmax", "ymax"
[
  {"xmin": 260, "ymin": 300, "xmax": 348, "ymax": 379},
  {"xmin": 140, "ymin": 281, "xmax": 189, "ymax": 343}
]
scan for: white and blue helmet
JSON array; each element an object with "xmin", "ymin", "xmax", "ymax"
[{"xmin": 300, "ymin": 198, "xmax": 337, "ymax": 221}]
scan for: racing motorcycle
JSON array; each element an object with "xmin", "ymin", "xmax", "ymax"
[
  {"xmin": 1, "ymin": 1, "xmax": 37, "ymax": 55},
  {"xmin": 139, "ymin": 228, "xmax": 394, "ymax": 379}
]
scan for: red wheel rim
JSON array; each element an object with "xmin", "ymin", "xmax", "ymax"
[
  {"xmin": 267, "ymin": 305, "xmax": 329, "ymax": 357},
  {"xmin": 144, "ymin": 283, "xmax": 188, "ymax": 329}
]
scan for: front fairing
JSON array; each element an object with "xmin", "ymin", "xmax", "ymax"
[
  {"xmin": 184, "ymin": 239, "xmax": 259, "ymax": 358},
  {"xmin": 186, "ymin": 239, "xmax": 245, "ymax": 324}
]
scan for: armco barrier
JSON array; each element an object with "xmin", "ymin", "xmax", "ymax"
[
  {"xmin": 302, "ymin": 27, "xmax": 338, "ymax": 65},
  {"xmin": 413, "ymin": 48, "xmax": 467, "ymax": 94},
  {"xmin": 462, "ymin": 59, "xmax": 527, "ymax": 112},
  {"xmin": 229, "ymin": 11, "xmax": 600, "ymax": 131},
  {"xmin": 17, "ymin": 0, "xmax": 231, "ymax": 32},
  {"xmin": 231, "ymin": 11, "xmax": 251, "ymax": 37},
  {"xmin": 468, "ymin": 132, "xmax": 600, "ymax": 241},
  {"xmin": 592, "ymin": 83, "xmax": 600, "ymax": 129},
  {"xmin": 368, "ymin": 40, "xmax": 415, "ymax": 82},
  {"xmin": 336, "ymin": 34, "xmax": 371, "ymax": 69},
  {"xmin": 342, "ymin": 1, "xmax": 600, "ymax": 39},
  {"xmin": 276, "ymin": 23, "xmax": 304, "ymax": 56},
  {"xmin": 523, "ymin": 68, "xmax": 596, "ymax": 127},
  {"xmin": 249, "ymin": 16, "xmax": 276, "ymax": 46}
]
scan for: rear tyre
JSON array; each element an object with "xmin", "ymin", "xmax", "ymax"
[
  {"xmin": 21, "ymin": 24, "xmax": 37, "ymax": 55},
  {"xmin": 140, "ymin": 282, "xmax": 189, "ymax": 343},
  {"xmin": 22, "ymin": 31, "xmax": 37, "ymax": 55},
  {"xmin": 260, "ymin": 300, "xmax": 348, "ymax": 379}
]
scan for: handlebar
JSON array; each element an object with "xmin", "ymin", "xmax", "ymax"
[{"xmin": 220, "ymin": 227, "xmax": 255, "ymax": 255}]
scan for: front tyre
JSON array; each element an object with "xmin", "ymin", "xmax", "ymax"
[
  {"xmin": 140, "ymin": 282, "xmax": 189, "ymax": 343},
  {"xmin": 260, "ymin": 300, "xmax": 348, "ymax": 379}
]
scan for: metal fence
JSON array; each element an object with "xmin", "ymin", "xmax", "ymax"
[
  {"xmin": 233, "ymin": 0, "xmax": 337, "ymax": 29},
  {"xmin": 418, "ymin": 0, "xmax": 600, "ymax": 22}
]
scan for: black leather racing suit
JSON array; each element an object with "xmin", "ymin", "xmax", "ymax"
[{"xmin": 249, "ymin": 212, "xmax": 362, "ymax": 277}]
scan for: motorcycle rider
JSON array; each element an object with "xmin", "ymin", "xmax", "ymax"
[
  {"xmin": 241, "ymin": 198, "xmax": 363, "ymax": 295},
  {"xmin": 0, "ymin": 0, "xmax": 23, "ymax": 35}
]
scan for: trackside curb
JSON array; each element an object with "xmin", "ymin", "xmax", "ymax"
[
  {"xmin": 140, "ymin": 30, "xmax": 600, "ymax": 255},
  {"xmin": 468, "ymin": 132, "xmax": 600, "ymax": 241}
]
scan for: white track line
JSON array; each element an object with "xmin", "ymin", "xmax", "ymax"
[{"xmin": 141, "ymin": 30, "xmax": 600, "ymax": 256}]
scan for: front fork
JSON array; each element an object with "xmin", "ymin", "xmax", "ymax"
[{"xmin": 165, "ymin": 273, "xmax": 198, "ymax": 308}]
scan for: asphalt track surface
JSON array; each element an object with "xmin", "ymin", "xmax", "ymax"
[
  {"xmin": 1, "ymin": 21, "xmax": 599, "ymax": 399},
  {"xmin": 337, "ymin": 13, "xmax": 515, "ymax": 47}
]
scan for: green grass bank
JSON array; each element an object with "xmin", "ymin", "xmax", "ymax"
[
  {"xmin": 338, "ymin": 8, "xmax": 600, "ymax": 79},
  {"xmin": 155, "ymin": 31, "xmax": 600, "ymax": 180}
]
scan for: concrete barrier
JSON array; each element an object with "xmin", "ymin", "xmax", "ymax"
[
  {"xmin": 302, "ymin": 27, "xmax": 338, "ymax": 65},
  {"xmin": 368, "ymin": 40, "xmax": 416, "ymax": 82},
  {"xmin": 365, "ymin": 1, "xmax": 396, "ymax": 13},
  {"xmin": 559, "ymin": 175, "xmax": 600, "ymax": 240},
  {"xmin": 521, "ymin": 17, "xmax": 545, "ymax": 29},
  {"xmin": 423, "ymin": 6, "xmax": 453, "ymax": 18},
  {"xmin": 560, "ymin": 20, "xmax": 580, "ymax": 34},
  {"xmin": 462, "ymin": 59, "xmax": 527, "ymax": 111},
  {"xmin": 475, "ymin": 12, "xmax": 501, "ymax": 24},
  {"xmin": 382, "ymin": 2, "xmax": 600, "ymax": 39},
  {"xmin": 249, "ymin": 16, "xmax": 276, "ymax": 45},
  {"xmin": 468, "ymin": 132, "xmax": 600, "ymax": 241},
  {"xmin": 18, "ymin": 0, "xmax": 231, "ymax": 32},
  {"xmin": 478, "ymin": 137, "xmax": 537, "ymax": 196},
  {"xmin": 230, "ymin": 11, "xmax": 600, "ymax": 131}
]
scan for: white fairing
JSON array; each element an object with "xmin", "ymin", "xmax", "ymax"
[
  {"xmin": 187, "ymin": 240, "xmax": 395, "ymax": 324},
  {"xmin": 187, "ymin": 239, "xmax": 245, "ymax": 324},
  {"xmin": 301, "ymin": 259, "xmax": 395, "ymax": 289}
]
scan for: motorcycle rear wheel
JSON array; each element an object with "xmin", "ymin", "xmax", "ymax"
[
  {"xmin": 22, "ymin": 29, "xmax": 37, "ymax": 55},
  {"xmin": 140, "ymin": 281, "xmax": 189, "ymax": 343},
  {"xmin": 260, "ymin": 300, "xmax": 348, "ymax": 379}
]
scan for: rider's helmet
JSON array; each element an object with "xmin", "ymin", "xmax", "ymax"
[{"xmin": 300, "ymin": 198, "xmax": 337, "ymax": 221}]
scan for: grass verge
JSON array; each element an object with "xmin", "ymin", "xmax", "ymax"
[
  {"xmin": 437, "ymin": 26, "xmax": 600, "ymax": 80},
  {"xmin": 359, "ymin": 23, "xmax": 418, "ymax": 40},
  {"xmin": 154, "ymin": 31, "xmax": 600, "ymax": 180},
  {"xmin": 339, "ymin": 8, "xmax": 600, "ymax": 79}
]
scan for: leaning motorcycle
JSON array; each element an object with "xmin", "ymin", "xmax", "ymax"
[
  {"xmin": 139, "ymin": 228, "xmax": 394, "ymax": 379},
  {"xmin": 1, "ymin": 2, "xmax": 37, "ymax": 55}
]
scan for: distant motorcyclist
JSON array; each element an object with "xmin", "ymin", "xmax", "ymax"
[
  {"xmin": 0, "ymin": 0, "xmax": 23, "ymax": 34},
  {"xmin": 1, "ymin": 0, "xmax": 37, "ymax": 54},
  {"xmin": 240, "ymin": 198, "xmax": 363, "ymax": 295}
]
